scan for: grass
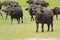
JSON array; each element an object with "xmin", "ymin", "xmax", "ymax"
[{"xmin": 0, "ymin": 0, "xmax": 60, "ymax": 40}]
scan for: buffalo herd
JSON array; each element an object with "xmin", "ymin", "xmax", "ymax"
[{"xmin": 0, "ymin": 0, "xmax": 60, "ymax": 32}]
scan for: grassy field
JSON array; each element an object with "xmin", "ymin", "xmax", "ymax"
[{"xmin": 0, "ymin": 0, "xmax": 60, "ymax": 40}]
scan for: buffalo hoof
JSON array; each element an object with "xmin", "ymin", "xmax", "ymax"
[
  {"xmin": 22, "ymin": 21, "xmax": 23, "ymax": 23},
  {"xmin": 41, "ymin": 30, "xmax": 44, "ymax": 32},
  {"xmin": 36, "ymin": 30, "xmax": 38, "ymax": 32},
  {"xmin": 47, "ymin": 30, "xmax": 49, "ymax": 32},
  {"xmin": 51, "ymin": 29, "xmax": 53, "ymax": 32}
]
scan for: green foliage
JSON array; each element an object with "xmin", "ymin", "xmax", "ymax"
[{"xmin": 45, "ymin": 0, "xmax": 60, "ymax": 7}]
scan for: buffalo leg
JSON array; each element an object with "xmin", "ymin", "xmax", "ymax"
[
  {"xmin": 51, "ymin": 22, "xmax": 53, "ymax": 32},
  {"xmin": 36, "ymin": 22, "xmax": 39, "ymax": 32},
  {"xmin": 21, "ymin": 16, "xmax": 23, "ymax": 23},
  {"xmin": 31, "ymin": 16, "xmax": 34, "ymax": 21},
  {"xmin": 56, "ymin": 14, "xmax": 58, "ymax": 20},
  {"xmin": 0, "ymin": 13, "xmax": 3, "ymax": 19},
  {"xmin": 17, "ymin": 18, "xmax": 20, "ymax": 24},
  {"xmin": 41, "ymin": 24, "xmax": 44, "ymax": 32},
  {"xmin": 47, "ymin": 23, "xmax": 50, "ymax": 32},
  {"xmin": 6, "ymin": 14, "xmax": 8, "ymax": 20}
]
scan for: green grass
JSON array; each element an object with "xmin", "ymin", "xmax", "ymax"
[{"xmin": 0, "ymin": 0, "xmax": 60, "ymax": 40}]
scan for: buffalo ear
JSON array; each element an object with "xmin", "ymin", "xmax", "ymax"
[
  {"xmin": 2, "ymin": 9, "xmax": 8, "ymax": 13},
  {"xmin": 26, "ymin": 1, "xmax": 28, "ymax": 3},
  {"xmin": 25, "ymin": 8, "xmax": 28, "ymax": 10},
  {"xmin": 2, "ymin": 10, "xmax": 4, "ymax": 11}
]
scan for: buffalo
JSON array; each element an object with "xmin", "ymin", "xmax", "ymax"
[
  {"xmin": 2, "ymin": 1, "xmax": 19, "ymax": 8},
  {"xmin": 25, "ymin": 4, "xmax": 36, "ymax": 21},
  {"xmin": 0, "ymin": 2, "xmax": 2, "ymax": 10},
  {"xmin": 26, "ymin": 0, "xmax": 34, "ymax": 4},
  {"xmin": 2, "ymin": 6, "xmax": 23, "ymax": 24},
  {"xmin": 0, "ymin": 2, "xmax": 3, "ymax": 19},
  {"xmin": 10, "ymin": 7, "xmax": 23, "ymax": 24},
  {"xmin": 2, "ymin": 6, "xmax": 12, "ymax": 20},
  {"xmin": 2, "ymin": 1, "xmax": 10, "ymax": 8},
  {"xmin": 34, "ymin": 1, "xmax": 49, "ymax": 8},
  {"xmin": 34, "ymin": 5, "xmax": 54, "ymax": 32},
  {"xmin": 52, "ymin": 7, "xmax": 60, "ymax": 20},
  {"xmin": 9, "ymin": 1, "xmax": 19, "ymax": 7}
]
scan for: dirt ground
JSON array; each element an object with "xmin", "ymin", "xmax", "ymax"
[{"xmin": 11, "ymin": 38, "xmax": 60, "ymax": 40}]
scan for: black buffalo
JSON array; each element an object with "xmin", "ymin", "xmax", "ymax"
[
  {"xmin": 0, "ymin": 2, "xmax": 2, "ymax": 10},
  {"xmin": 9, "ymin": 1, "xmax": 19, "ymax": 7},
  {"xmin": 34, "ymin": 5, "xmax": 53, "ymax": 32},
  {"xmin": 26, "ymin": 0, "xmax": 34, "ymax": 4},
  {"xmin": 3, "ymin": 6, "xmax": 23, "ymax": 24},
  {"xmin": 2, "ymin": 6, "xmax": 12, "ymax": 20},
  {"xmin": 52, "ymin": 7, "xmax": 60, "ymax": 20},
  {"xmin": 2, "ymin": 1, "xmax": 19, "ymax": 8},
  {"xmin": 35, "ymin": 1, "xmax": 49, "ymax": 8},
  {"xmin": 0, "ymin": 2, "xmax": 3, "ymax": 19},
  {"xmin": 10, "ymin": 7, "xmax": 23, "ymax": 24},
  {"xmin": 25, "ymin": 4, "xmax": 36, "ymax": 21},
  {"xmin": 2, "ymin": 1, "xmax": 10, "ymax": 8}
]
